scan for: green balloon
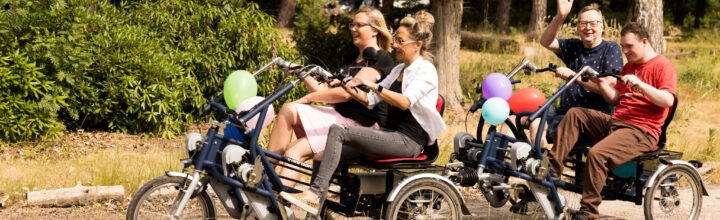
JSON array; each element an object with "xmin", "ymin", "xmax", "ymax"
[{"xmin": 223, "ymin": 70, "xmax": 257, "ymax": 110}]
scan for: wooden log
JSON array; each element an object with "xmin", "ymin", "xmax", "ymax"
[
  {"xmin": 460, "ymin": 31, "xmax": 518, "ymax": 54},
  {"xmin": 26, "ymin": 183, "xmax": 124, "ymax": 207}
]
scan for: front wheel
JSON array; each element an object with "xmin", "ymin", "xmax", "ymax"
[
  {"xmin": 126, "ymin": 175, "xmax": 216, "ymax": 220},
  {"xmin": 384, "ymin": 178, "xmax": 462, "ymax": 220},
  {"xmin": 643, "ymin": 165, "xmax": 702, "ymax": 220}
]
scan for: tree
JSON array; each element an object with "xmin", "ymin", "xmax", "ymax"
[
  {"xmin": 382, "ymin": 0, "xmax": 393, "ymax": 13},
  {"xmin": 276, "ymin": 0, "xmax": 296, "ymax": 27},
  {"xmin": 672, "ymin": 0, "xmax": 687, "ymax": 27},
  {"xmin": 527, "ymin": 0, "xmax": 547, "ymax": 39},
  {"xmin": 431, "ymin": 0, "xmax": 464, "ymax": 111},
  {"xmin": 628, "ymin": 0, "xmax": 665, "ymax": 54},
  {"xmin": 695, "ymin": 0, "xmax": 707, "ymax": 28},
  {"xmin": 497, "ymin": 0, "xmax": 511, "ymax": 35}
]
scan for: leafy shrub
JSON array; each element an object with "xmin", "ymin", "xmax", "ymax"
[
  {"xmin": 0, "ymin": 0, "xmax": 300, "ymax": 139},
  {"xmin": 0, "ymin": 38, "xmax": 66, "ymax": 141},
  {"xmin": 292, "ymin": 0, "xmax": 356, "ymax": 71}
]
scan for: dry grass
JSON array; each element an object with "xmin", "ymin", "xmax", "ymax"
[{"xmin": 0, "ymin": 147, "xmax": 184, "ymax": 201}]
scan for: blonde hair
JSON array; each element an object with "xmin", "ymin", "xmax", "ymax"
[
  {"xmin": 356, "ymin": 8, "xmax": 392, "ymax": 52},
  {"xmin": 399, "ymin": 10, "xmax": 435, "ymax": 62}
]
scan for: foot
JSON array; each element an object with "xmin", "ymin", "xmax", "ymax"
[
  {"xmin": 279, "ymin": 191, "xmax": 320, "ymax": 215},
  {"xmin": 569, "ymin": 210, "xmax": 590, "ymax": 220},
  {"xmin": 550, "ymin": 172, "xmax": 561, "ymax": 182}
]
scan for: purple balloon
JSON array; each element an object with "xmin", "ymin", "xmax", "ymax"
[{"xmin": 482, "ymin": 73, "xmax": 513, "ymax": 100}]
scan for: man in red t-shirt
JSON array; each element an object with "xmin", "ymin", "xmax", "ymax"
[{"xmin": 548, "ymin": 22, "xmax": 677, "ymax": 220}]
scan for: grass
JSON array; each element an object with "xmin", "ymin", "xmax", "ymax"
[{"xmin": 0, "ymin": 147, "xmax": 184, "ymax": 202}]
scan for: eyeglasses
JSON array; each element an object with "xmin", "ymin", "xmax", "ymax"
[
  {"xmin": 578, "ymin": 20, "xmax": 603, "ymax": 28},
  {"xmin": 349, "ymin": 22, "xmax": 371, "ymax": 30},
  {"xmin": 393, "ymin": 37, "xmax": 417, "ymax": 45}
]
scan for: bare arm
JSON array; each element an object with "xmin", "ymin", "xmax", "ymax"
[
  {"xmin": 540, "ymin": 0, "xmax": 574, "ymax": 53},
  {"xmin": 622, "ymin": 75, "xmax": 675, "ymax": 107},
  {"xmin": 301, "ymin": 66, "xmax": 381, "ymax": 104}
]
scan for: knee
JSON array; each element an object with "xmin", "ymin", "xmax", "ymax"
[
  {"xmin": 529, "ymin": 119, "xmax": 542, "ymax": 131},
  {"xmin": 566, "ymin": 108, "xmax": 583, "ymax": 117},
  {"xmin": 586, "ymin": 148, "xmax": 606, "ymax": 163},
  {"xmin": 328, "ymin": 124, "xmax": 347, "ymax": 139},
  {"xmin": 279, "ymin": 103, "xmax": 298, "ymax": 117},
  {"xmin": 286, "ymin": 147, "xmax": 311, "ymax": 161}
]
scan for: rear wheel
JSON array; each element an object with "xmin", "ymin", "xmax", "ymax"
[
  {"xmin": 385, "ymin": 178, "xmax": 461, "ymax": 220},
  {"xmin": 643, "ymin": 165, "xmax": 702, "ymax": 220},
  {"xmin": 126, "ymin": 175, "xmax": 216, "ymax": 220}
]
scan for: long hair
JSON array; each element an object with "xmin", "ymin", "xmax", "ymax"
[{"xmin": 356, "ymin": 8, "xmax": 392, "ymax": 52}]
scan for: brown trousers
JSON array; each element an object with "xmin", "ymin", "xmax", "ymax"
[{"xmin": 549, "ymin": 108, "xmax": 657, "ymax": 219}]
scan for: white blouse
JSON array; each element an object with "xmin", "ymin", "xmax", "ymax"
[{"xmin": 366, "ymin": 57, "xmax": 446, "ymax": 145}]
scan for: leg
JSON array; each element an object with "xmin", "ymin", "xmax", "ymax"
[
  {"xmin": 579, "ymin": 121, "xmax": 656, "ymax": 219},
  {"xmin": 278, "ymin": 137, "xmax": 314, "ymax": 188},
  {"xmin": 548, "ymin": 108, "xmax": 611, "ymax": 175},
  {"xmin": 528, "ymin": 119, "xmax": 549, "ymax": 148},
  {"xmin": 268, "ymin": 103, "xmax": 306, "ymax": 160},
  {"xmin": 498, "ymin": 115, "xmax": 518, "ymax": 139},
  {"xmin": 308, "ymin": 124, "xmax": 422, "ymax": 206}
]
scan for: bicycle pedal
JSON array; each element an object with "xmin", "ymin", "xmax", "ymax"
[{"xmin": 535, "ymin": 151, "xmax": 550, "ymax": 180}]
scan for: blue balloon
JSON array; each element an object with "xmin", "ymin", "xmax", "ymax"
[{"xmin": 482, "ymin": 97, "xmax": 510, "ymax": 125}]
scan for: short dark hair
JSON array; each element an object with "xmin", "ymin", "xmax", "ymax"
[{"xmin": 621, "ymin": 22, "xmax": 651, "ymax": 45}]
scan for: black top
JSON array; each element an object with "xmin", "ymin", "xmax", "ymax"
[
  {"xmin": 555, "ymin": 39, "xmax": 624, "ymax": 114},
  {"xmin": 334, "ymin": 50, "xmax": 394, "ymax": 126},
  {"xmin": 384, "ymin": 80, "xmax": 429, "ymax": 145}
]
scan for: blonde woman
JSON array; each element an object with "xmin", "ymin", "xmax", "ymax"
[
  {"xmin": 298, "ymin": 11, "xmax": 445, "ymax": 215},
  {"xmin": 268, "ymin": 8, "xmax": 394, "ymax": 187}
]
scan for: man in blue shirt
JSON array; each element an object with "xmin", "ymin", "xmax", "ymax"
[{"xmin": 533, "ymin": 0, "xmax": 624, "ymax": 149}]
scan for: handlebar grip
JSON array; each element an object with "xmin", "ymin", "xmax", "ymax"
[
  {"xmin": 357, "ymin": 85, "xmax": 371, "ymax": 93},
  {"xmin": 510, "ymin": 80, "xmax": 521, "ymax": 84},
  {"xmin": 204, "ymin": 94, "xmax": 225, "ymax": 113},
  {"xmin": 469, "ymin": 98, "xmax": 487, "ymax": 113},
  {"xmin": 256, "ymin": 77, "xmax": 264, "ymax": 83}
]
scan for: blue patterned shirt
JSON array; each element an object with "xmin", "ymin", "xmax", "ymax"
[{"xmin": 555, "ymin": 39, "xmax": 624, "ymax": 114}]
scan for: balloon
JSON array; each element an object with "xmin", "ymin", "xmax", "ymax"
[
  {"xmin": 482, "ymin": 73, "xmax": 513, "ymax": 100},
  {"xmin": 507, "ymin": 88, "xmax": 547, "ymax": 113},
  {"xmin": 224, "ymin": 70, "xmax": 257, "ymax": 110},
  {"xmin": 235, "ymin": 96, "xmax": 275, "ymax": 130},
  {"xmin": 482, "ymin": 97, "xmax": 510, "ymax": 125}
]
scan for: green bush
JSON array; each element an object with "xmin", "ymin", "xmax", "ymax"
[
  {"xmin": 0, "ymin": 39, "xmax": 66, "ymax": 141},
  {"xmin": 292, "ymin": 0, "xmax": 356, "ymax": 71},
  {"xmin": 0, "ymin": 0, "xmax": 300, "ymax": 139}
]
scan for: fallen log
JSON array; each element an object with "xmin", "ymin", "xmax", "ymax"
[
  {"xmin": 26, "ymin": 183, "xmax": 124, "ymax": 207},
  {"xmin": 460, "ymin": 31, "xmax": 518, "ymax": 54}
]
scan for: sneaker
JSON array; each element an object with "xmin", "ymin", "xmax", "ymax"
[
  {"xmin": 550, "ymin": 172, "xmax": 561, "ymax": 182},
  {"xmin": 570, "ymin": 210, "xmax": 590, "ymax": 220}
]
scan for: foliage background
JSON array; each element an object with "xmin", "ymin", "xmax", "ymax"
[{"xmin": 0, "ymin": 0, "xmax": 302, "ymax": 141}]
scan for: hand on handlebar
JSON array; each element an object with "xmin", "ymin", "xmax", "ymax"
[
  {"xmin": 621, "ymin": 74, "xmax": 644, "ymax": 91},
  {"xmin": 555, "ymin": 67, "xmax": 576, "ymax": 80}
]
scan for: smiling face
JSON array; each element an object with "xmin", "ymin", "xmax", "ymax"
[
  {"xmin": 350, "ymin": 12, "xmax": 377, "ymax": 49},
  {"xmin": 392, "ymin": 26, "xmax": 421, "ymax": 63},
  {"xmin": 577, "ymin": 10, "xmax": 604, "ymax": 48},
  {"xmin": 620, "ymin": 32, "xmax": 649, "ymax": 63}
]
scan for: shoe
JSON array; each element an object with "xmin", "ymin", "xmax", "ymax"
[
  {"xmin": 570, "ymin": 210, "xmax": 590, "ymax": 220},
  {"xmin": 279, "ymin": 191, "xmax": 319, "ymax": 215},
  {"xmin": 550, "ymin": 172, "xmax": 561, "ymax": 182}
]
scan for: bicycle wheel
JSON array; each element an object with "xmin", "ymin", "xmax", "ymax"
[
  {"xmin": 643, "ymin": 165, "xmax": 702, "ymax": 220},
  {"xmin": 127, "ymin": 175, "xmax": 216, "ymax": 220},
  {"xmin": 385, "ymin": 178, "xmax": 461, "ymax": 220}
]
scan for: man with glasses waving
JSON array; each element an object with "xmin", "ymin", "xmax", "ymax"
[{"xmin": 525, "ymin": 1, "xmax": 624, "ymax": 149}]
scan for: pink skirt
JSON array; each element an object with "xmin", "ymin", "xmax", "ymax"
[{"xmin": 294, "ymin": 104, "xmax": 379, "ymax": 153}]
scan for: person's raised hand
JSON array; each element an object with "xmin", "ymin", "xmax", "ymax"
[{"xmin": 557, "ymin": 0, "xmax": 574, "ymax": 18}]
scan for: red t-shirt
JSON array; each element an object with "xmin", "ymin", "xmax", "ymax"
[{"xmin": 612, "ymin": 55, "xmax": 677, "ymax": 140}]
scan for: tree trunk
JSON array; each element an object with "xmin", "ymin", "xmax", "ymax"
[
  {"xmin": 527, "ymin": 0, "xmax": 547, "ymax": 39},
  {"xmin": 276, "ymin": 0, "xmax": 297, "ymax": 27},
  {"xmin": 627, "ymin": 0, "xmax": 665, "ymax": 54},
  {"xmin": 432, "ymin": 0, "xmax": 464, "ymax": 111},
  {"xmin": 694, "ymin": 0, "xmax": 707, "ymax": 28},
  {"xmin": 477, "ymin": 0, "xmax": 491, "ymax": 24},
  {"xmin": 496, "ymin": 0, "xmax": 511, "ymax": 35},
  {"xmin": 672, "ymin": 0, "xmax": 687, "ymax": 26},
  {"xmin": 382, "ymin": 0, "xmax": 393, "ymax": 13}
]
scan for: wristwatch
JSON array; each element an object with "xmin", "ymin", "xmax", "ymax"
[{"xmin": 375, "ymin": 85, "xmax": 384, "ymax": 93}]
